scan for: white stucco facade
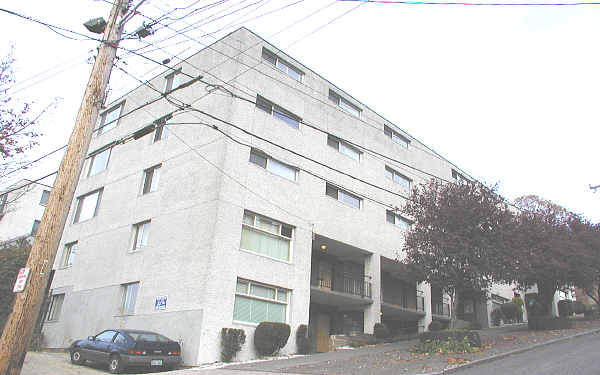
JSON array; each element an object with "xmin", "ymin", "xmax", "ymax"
[
  {"xmin": 43, "ymin": 28, "xmax": 480, "ymax": 365},
  {"xmin": 0, "ymin": 179, "xmax": 51, "ymax": 245}
]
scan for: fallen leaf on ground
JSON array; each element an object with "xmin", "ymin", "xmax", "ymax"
[{"xmin": 447, "ymin": 357, "xmax": 470, "ymax": 365}]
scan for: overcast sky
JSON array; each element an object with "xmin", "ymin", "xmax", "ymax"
[{"xmin": 1, "ymin": 0, "xmax": 599, "ymax": 221}]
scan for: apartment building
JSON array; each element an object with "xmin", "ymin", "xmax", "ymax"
[
  {"xmin": 0, "ymin": 179, "xmax": 51, "ymax": 246},
  {"xmin": 43, "ymin": 27, "xmax": 481, "ymax": 365}
]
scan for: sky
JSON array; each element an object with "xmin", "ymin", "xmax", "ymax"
[{"xmin": 1, "ymin": 0, "xmax": 599, "ymax": 221}]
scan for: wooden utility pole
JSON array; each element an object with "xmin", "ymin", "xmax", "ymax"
[{"xmin": 0, "ymin": 1, "xmax": 127, "ymax": 373}]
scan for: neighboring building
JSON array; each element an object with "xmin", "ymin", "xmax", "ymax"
[
  {"xmin": 43, "ymin": 28, "xmax": 492, "ymax": 365},
  {"xmin": 0, "ymin": 179, "xmax": 51, "ymax": 246}
]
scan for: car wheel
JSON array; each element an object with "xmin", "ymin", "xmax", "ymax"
[
  {"xmin": 108, "ymin": 354, "xmax": 123, "ymax": 374},
  {"xmin": 70, "ymin": 349, "xmax": 85, "ymax": 365}
]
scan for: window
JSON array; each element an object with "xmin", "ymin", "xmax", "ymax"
[
  {"xmin": 262, "ymin": 48, "xmax": 304, "ymax": 82},
  {"xmin": 132, "ymin": 220, "xmax": 151, "ymax": 250},
  {"xmin": 256, "ymin": 95, "xmax": 300, "ymax": 129},
  {"xmin": 121, "ymin": 282, "xmax": 139, "ymax": 315},
  {"xmin": 73, "ymin": 188, "xmax": 103, "ymax": 223},
  {"xmin": 233, "ymin": 279, "xmax": 288, "ymax": 324},
  {"xmin": 153, "ymin": 121, "xmax": 168, "ymax": 142},
  {"xmin": 326, "ymin": 183, "xmax": 361, "ymax": 209},
  {"xmin": 386, "ymin": 210, "xmax": 412, "ymax": 231},
  {"xmin": 46, "ymin": 294, "xmax": 65, "ymax": 321},
  {"xmin": 98, "ymin": 103, "xmax": 123, "ymax": 135},
  {"xmin": 61, "ymin": 242, "xmax": 77, "ymax": 268},
  {"xmin": 327, "ymin": 135, "xmax": 361, "ymax": 161},
  {"xmin": 142, "ymin": 164, "xmax": 161, "ymax": 194},
  {"xmin": 40, "ymin": 190, "xmax": 50, "ymax": 206},
  {"xmin": 249, "ymin": 149, "xmax": 297, "ymax": 181},
  {"xmin": 114, "ymin": 333, "xmax": 128, "ymax": 346},
  {"xmin": 165, "ymin": 70, "xmax": 182, "ymax": 92},
  {"xmin": 240, "ymin": 211, "xmax": 293, "ymax": 262},
  {"xmin": 96, "ymin": 330, "xmax": 117, "ymax": 343},
  {"xmin": 328, "ymin": 90, "xmax": 360, "ymax": 117},
  {"xmin": 384, "ymin": 125, "xmax": 410, "ymax": 149},
  {"xmin": 385, "ymin": 166, "xmax": 411, "ymax": 191},
  {"xmin": 31, "ymin": 220, "xmax": 41, "ymax": 236},
  {"xmin": 452, "ymin": 169, "xmax": 468, "ymax": 183},
  {"xmin": 87, "ymin": 148, "xmax": 111, "ymax": 177}
]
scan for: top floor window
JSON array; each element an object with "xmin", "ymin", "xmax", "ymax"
[
  {"xmin": 452, "ymin": 169, "xmax": 468, "ymax": 183},
  {"xmin": 256, "ymin": 95, "xmax": 300, "ymax": 129},
  {"xmin": 98, "ymin": 102, "xmax": 123, "ymax": 135},
  {"xmin": 328, "ymin": 90, "xmax": 360, "ymax": 118},
  {"xmin": 327, "ymin": 135, "xmax": 361, "ymax": 161},
  {"xmin": 384, "ymin": 125, "xmax": 410, "ymax": 149},
  {"xmin": 165, "ymin": 70, "xmax": 182, "ymax": 92},
  {"xmin": 262, "ymin": 48, "xmax": 303, "ymax": 82},
  {"xmin": 40, "ymin": 190, "xmax": 51, "ymax": 206}
]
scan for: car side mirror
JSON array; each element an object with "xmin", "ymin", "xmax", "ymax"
[{"xmin": 88, "ymin": 336, "xmax": 94, "ymax": 341}]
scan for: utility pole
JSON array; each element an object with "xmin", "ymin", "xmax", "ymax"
[{"xmin": 0, "ymin": 1, "xmax": 127, "ymax": 374}]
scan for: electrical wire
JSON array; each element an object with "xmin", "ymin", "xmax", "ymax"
[
  {"xmin": 0, "ymin": 145, "xmax": 67, "ymax": 179},
  {"xmin": 337, "ymin": 0, "xmax": 600, "ymax": 5}
]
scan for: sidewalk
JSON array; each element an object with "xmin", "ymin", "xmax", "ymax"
[{"xmin": 186, "ymin": 319, "xmax": 600, "ymax": 375}]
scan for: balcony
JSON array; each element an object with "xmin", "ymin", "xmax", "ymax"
[
  {"xmin": 432, "ymin": 302, "xmax": 451, "ymax": 320},
  {"xmin": 311, "ymin": 275, "xmax": 373, "ymax": 308},
  {"xmin": 381, "ymin": 294, "xmax": 426, "ymax": 320}
]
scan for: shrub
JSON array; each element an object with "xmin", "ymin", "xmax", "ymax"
[
  {"xmin": 221, "ymin": 328, "xmax": 246, "ymax": 362},
  {"xmin": 428, "ymin": 321, "xmax": 443, "ymax": 332},
  {"xmin": 254, "ymin": 322, "xmax": 291, "ymax": 356},
  {"xmin": 466, "ymin": 321, "xmax": 482, "ymax": 330},
  {"xmin": 374, "ymin": 323, "xmax": 390, "ymax": 339},
  {"xmin": 420, "ymin": 330, "xmax": 481, "ymax": 347},
  {"xmin": 296, "ymin": 324, "xmax": 311, "ymax": 354},
  {"xmin": 573, "ymin": 301, "xmax": 586, "ymax": 315},
  {"xmin": 491, "ymin": 308, "xmax": 504, "ymax": 326},
  {"xmin": 500, "ymin": 302, "xmax": 520, "ymax": 322},
  {"xmin": 528, "ymin": 317, "xmax": 574, "ymax": 330},
  {"xmin": 557, "ymin": 300, "xmax": 573, "ymax": 317},
  {"xmin": 412, "ymin": 337, "xmax": 480, "ymax": 354}
]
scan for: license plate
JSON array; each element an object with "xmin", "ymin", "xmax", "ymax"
[{"xmin": 151, "ymin": 359, "xmax": 163, "ymax": 366}]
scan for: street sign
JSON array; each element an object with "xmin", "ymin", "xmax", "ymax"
[
  {"xmin": 13, "ymin": 268, "xmax": 30, "ymax": 293},
  {"xmin": 154, "ymin": 295, "xmax": 167, "ymax": 310}
]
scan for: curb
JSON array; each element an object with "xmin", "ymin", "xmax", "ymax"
[{"xmin": 421, "ymin": 327, "xmax": 600, "ymax": 375}]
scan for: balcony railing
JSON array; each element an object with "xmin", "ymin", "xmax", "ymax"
[
  {"xmin": 313, "ymin": 276, "xmax": 372, "ymax": 298},
  {"xmin": 432, "ymin": 302, "xmax": 451, "ymax": 316},
  {"xmin": 381, "ymin": 295, "xmax": 426, "ymax": 312}
]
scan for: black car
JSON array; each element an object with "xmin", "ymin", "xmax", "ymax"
[{"xmin": 69, "ymin": 329, "xmax": 181, "ymax": 373}]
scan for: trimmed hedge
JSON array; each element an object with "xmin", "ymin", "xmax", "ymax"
[
  {"xmin": 420, "ymin": 331, "xmax": 481, "ymax": 347},
  {"xmin": 296, "ymin": 324, "xmax": 311, "ymax": 354},
  {"xmin": 254, "ymin": 322, "xmax": 291, "ymax": 356},
  {"xmin": 428, "ymin": 320, "xmax": 443, "ymax": 332},
  {"xmin": 466, "ymin": 321, "xmax": 482, "ymax": 330},
  {"xmin": 500, "ymin": 302, "xmax": 522, "ymax": 322},
  {"xmin": 221, "ymin": 328, "xmax": 246, "ymax": 362},
  {"xmin": 573, "ymin": 301, "xmax": 586, "ymax": 315},
  {"xmin": 528, "ymin": 317, "xmax": 574, "ymax": 330},
  {"xmin": 374, "ymin": 323, "xmax": 390, "ymax": 339},
  {"xmin": 491, "ymin": 308, "xmax": 504, "ymax": 326},
  {"xmin": 557, "ymin": 300, "xmax": 573, "ymax": 317}
]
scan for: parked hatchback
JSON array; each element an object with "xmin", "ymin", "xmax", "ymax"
[{"xmin": 69, "ymin": 329, "xmax": 181, "ymax": 373}]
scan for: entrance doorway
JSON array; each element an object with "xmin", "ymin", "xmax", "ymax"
[{"xmin": 316, "ymin": 313, "xmax": 330, "ymax": 352}]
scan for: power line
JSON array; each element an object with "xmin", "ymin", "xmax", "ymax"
[
  {"xmin": 337, "ymin": 0, "xmax": 600, "ymax": 5},
  {"xmin": 0, "ymin": 171, "xmax": 58, "ymax": 196},
  {"xmin": 287, "ymin": 1, "xmax": 365, "ymax": 47},
  {"xmin": 0, "ymin": 145, "xmax": 67, "ymax": 179}
]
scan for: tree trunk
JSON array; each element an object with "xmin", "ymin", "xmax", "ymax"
[
  {"xmin": 450, "ymin": 289, "xmax": 458, "ymax": 330},
  {"xmin": 535, "ymin": 281, "xmax": 557, "ymax": 317}
]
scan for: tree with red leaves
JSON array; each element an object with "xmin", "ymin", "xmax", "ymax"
[
  {"xmin": 401, "ymin": 179, "xmax": 515, "ymax": 328},
  {"xmin": 0, "ymin": 48, "xmax": 41, "ymax": 177}
]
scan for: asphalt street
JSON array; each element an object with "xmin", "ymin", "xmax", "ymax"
[{"xmin": 454, "ymin": 331, "xmax": 600, "ymax": 375}]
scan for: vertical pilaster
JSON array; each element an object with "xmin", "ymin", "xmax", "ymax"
[{"xmin": 364, "ymin": 254, "xmax": 381, "ymax": 334}]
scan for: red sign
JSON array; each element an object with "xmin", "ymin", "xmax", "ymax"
[{"xmin": 13, "ymin": 267, "xmax": 30, "ymax": 293}]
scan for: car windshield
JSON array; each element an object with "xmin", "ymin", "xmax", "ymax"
[{"xmin": 126, "ymin": 332, "xmax": 171, "ymax": 342}]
